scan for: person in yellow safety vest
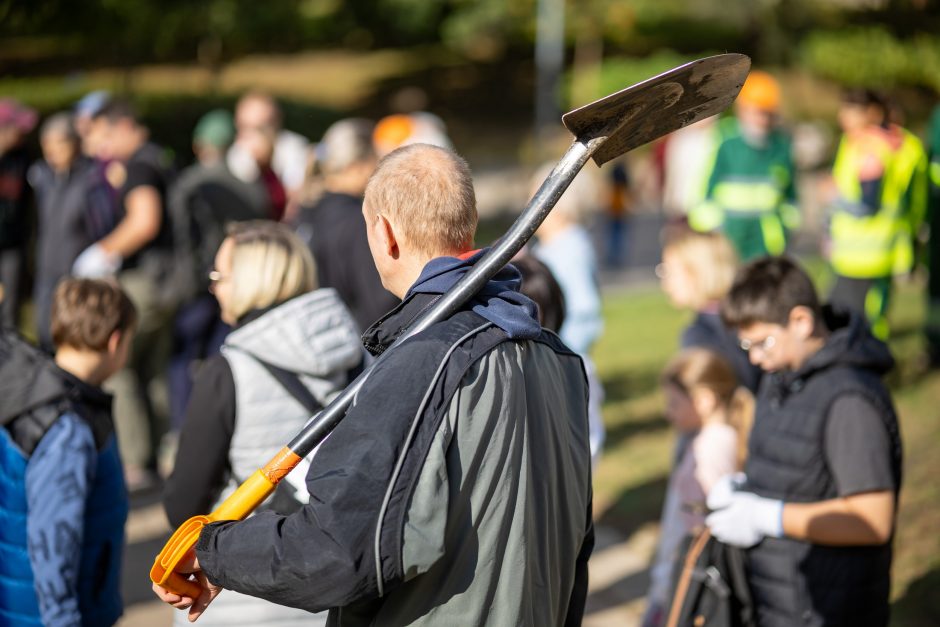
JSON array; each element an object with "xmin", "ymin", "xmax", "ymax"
[
  {"xmin": 689, "ymin": 70, "xmax": 799, "ymax": 261},
  {"xmin": 827, "ymin": 89, "xmax": 928, "ymax": 340}
]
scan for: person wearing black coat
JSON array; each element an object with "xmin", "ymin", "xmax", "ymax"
[
  {"xmin": 29, "ymin": 112, "xmax": 115, "ymax": 349},
  {"xmin": 294, "ymin": 119, "xmax": 398, "ymax": 332}
]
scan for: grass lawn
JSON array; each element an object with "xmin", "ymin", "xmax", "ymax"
[{"xmin": 592, "ymin": 271, "xmax": 940, "ymax": 626}]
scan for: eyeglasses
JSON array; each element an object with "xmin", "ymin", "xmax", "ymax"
[{"xmin": 739, "ymin": 335, "xmax": 776, "ymax": 353}]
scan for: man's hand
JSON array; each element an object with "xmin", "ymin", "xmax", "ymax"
[
  {"xmin": 151, "ymin": 551, "xmax": 223, "ymax": 623},
  {"xmin": 72, "ymin": 243, "xmax": 122, "ymax": 278},
  {"xmin": 706, "ymin": 491, "xmax": 783, "ymax": 548}
]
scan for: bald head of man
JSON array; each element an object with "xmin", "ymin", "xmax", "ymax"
[{"xmin": 362, "ymin": 143, "xmax": 478, "ymax": 298}]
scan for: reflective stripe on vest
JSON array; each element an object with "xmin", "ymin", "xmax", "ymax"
[
  {"xmin": 712, "ymin": 179, "xmax": 782, "ymax": 214},
  {"xmin": 830, "ymin": 211, "xmax": 899, "ymax": 277},
  {"xmin": 760, "ymin": 213, "xmax": 787, "ymax": 256}
]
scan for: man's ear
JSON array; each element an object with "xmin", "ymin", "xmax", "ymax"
[
  {"xmin": 377, "ymin": 214, "xmax": 400, "ymax": 260},
  {"xmin": 788, "ymin": 305, "xmax": 817, "ymax": 339}
]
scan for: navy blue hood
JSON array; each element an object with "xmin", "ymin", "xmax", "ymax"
[{"xmin": 405, "ymin": 249, "xmax": 542, "ymax": 340}]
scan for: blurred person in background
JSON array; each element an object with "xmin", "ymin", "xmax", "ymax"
[
  {"xmin": 928, "ymin": 104, "xmax": 940, "ymax": 366},
  {"xmin": 294, "ymin": 118, "xmax": 398, "ymax": 331},
  {"xmin": 28, "ymin": 112, "xmax": 115, "ymax": 350},
  {"xmin": 689, "ymin": 71, "xmax": 799, "ymax": 261},
  {"xmin": 239, "ymin": 123, "xmax": 286, "ymax": 221},
  {"xmin": 73, "ymin": 90, "xmax": 110, "ymax": 158},
  {"xmin": 657, "ymin": 226, "xmax": 761, "ymax": 393},
  {"xmin": 643, "ymin": 348, "xmax": 753, "ymax": 627},
  {"xmin": 228, "ymin": 91, "xmax": 309, "ymax": 216},
  {"xmin": 603, "ymin": 159, "xmax": 633, "ymax": 268},
  {"xmin": 372, "ymin": 112, "xmax": 452, "ymax": 158},
  {"xmin": 64, "ymin": 99, "xmax": 118, "ymax": 235},
  {"xmin": 827, "ymin": 89, "xmax": 928, "ymax": 339},
  {"xmin": 531, "ymin": 164, "xmax": 606, "ymax": 464},
  {"xmin": 661, "ymin": 117, "xmax": 721, "ymax": 222},
  {"xmin": 0, "ymin": 278, "xmax": 136, "ymax": 627},
  {"xmin": 79, "ymin": 99, "xmax": 177, "ymax": 489},
  {"xmin": 708, "ymin": 257, "xmax": 902, "ymax": 627},
  {"xmin": 0, "ymin": 97, "xmax": 37, "ymax": 330},
  {"xmin": 164, "ymin": 221, "xmax": 363, "ymax": 627},
  {"xmin": 165, "ymin": 109, "xmax": 269, "ymax": 436},
  {"xmin": 512, "ymin": 254, "xmax": 567, "ymax": 335}
]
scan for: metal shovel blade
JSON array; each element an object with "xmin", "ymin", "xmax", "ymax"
[{"xmin": 563, "ymin": 53, "xmax": 751, "ymax": 166}]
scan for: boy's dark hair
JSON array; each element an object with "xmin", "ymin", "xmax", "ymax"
[
  {"xmin": 720, "ymin": 257, "xmax": 822, "ymax": 329},
  {"xmin": 92, "ymin": 98, "xmax": 138, "ymax": 124},
  {"xmin": 51, "ymin": 278, "xmax": 137, "ymax": 351},
  {"xmin": 512, "ymin": 255, "xmax": 566, "ymax": 333}
]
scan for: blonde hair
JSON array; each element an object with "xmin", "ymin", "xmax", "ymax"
[
  {"xmin": 364, "ymin": 143, "xmax": 477, "ymax": 257},
  {"xmin": 662, "ymin": 348, "xmax": 754, "ymax": 470},
  {"xmin": 662, "ymin": 226, "xmax": 739, "ymax": 309},
  {"xmin": 224, "ymin": 221, "xmax": 316, "ymax": 321}
]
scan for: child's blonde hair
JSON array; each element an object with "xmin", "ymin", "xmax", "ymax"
[
  {"xmin": 662, "ymin": 226, "xmax": 739, "ymax": 309},
  {"xmin": 224, "ymin": 221, "xmax": 316, "ymax": 322},
  {"xmin": 662, "ymin": 348, "xmax": 754, "ymax": 470}
]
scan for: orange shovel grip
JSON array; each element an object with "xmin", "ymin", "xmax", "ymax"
[{"xmin": 150, "ymin": 447, "xmax": 303, "ymax": 597}]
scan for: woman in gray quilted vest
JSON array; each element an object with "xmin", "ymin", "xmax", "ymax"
[{"xmin": 163, "ymin": 220, "xmax": 364, "ymax": 626}]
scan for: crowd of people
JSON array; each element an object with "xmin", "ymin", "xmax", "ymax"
[
  {"xmin": 639, "ymin": 69, "xmax": 931, "ymax": 627},
  {"xmin": 0, "ymin": 63, "xmax": 935, "ymax": 626}
]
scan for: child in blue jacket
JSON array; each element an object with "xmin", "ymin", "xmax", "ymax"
[{"xmin": 0, "ymin": 278, "xmax": 136, "ymax": 626}]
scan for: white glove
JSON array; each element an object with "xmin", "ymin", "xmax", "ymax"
[
  {"xmin": 706, "ymin": 491, "xmax": 783, "ymax": 548},
  {"xmin": 707, "ymin": 472, "xmax": 747, "ymax": 511},
  {"xmin": 73, "ymin": 244, "xmax": 121, "ymax": 278}
]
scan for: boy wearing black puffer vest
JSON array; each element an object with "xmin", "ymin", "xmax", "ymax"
[
  {"xmin": 0, "ymin": 278, "xmax": 136, "ymax": 626},
  {"xmin": 704, "ymin": 256, "xmax": 902, "ymax": 627}
]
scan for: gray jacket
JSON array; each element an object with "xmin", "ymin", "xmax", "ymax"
[{"xmin": 185, "ymin": 288, "xmax": 362, "ymax": 627}]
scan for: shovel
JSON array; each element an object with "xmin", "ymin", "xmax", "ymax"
[{"xmin": 151, "ymin": 53, "xmax": 751, "ymax": 599}]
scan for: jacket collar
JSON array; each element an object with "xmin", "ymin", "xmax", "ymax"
[{"xmin": 360, "ymin": 250, "xmax": 541, "ymax": 356}]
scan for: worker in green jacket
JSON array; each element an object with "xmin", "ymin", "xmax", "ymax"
[
  {"xmin": 827, "ymin": 89, "xmax": 927, "ymax": 340},
  {"xmin": 689, "ymin": 70, "xmax": 799, "ymax": 261}
]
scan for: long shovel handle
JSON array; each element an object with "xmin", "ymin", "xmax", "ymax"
[{"xmin": 150, "ymin": 447, "xmax": 302, "ymax": 596}]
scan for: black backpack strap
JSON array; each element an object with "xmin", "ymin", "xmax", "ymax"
[{"xmin": 252, "ymin": 357, "xmax": 323, "ymax": 416}]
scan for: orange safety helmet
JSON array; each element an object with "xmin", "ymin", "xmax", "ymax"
[
  {"xmin": 373, "ymin": 114, "xmax": 415, "ymax": 157},
  {"xmin": 736, "ymin": 70, "xmax": 781, "ymax": 112}
]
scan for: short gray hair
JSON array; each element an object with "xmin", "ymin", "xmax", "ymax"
[
  {"xmin": 364, "ymin": 144, "xmax": 477, "ymax": 257},
  {"xmin": 318, "ymin": 118, "xmax": 375, "ymax": 175}
]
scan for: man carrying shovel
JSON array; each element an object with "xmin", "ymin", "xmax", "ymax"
[
  {"xmin": 154, "ymin": 143, "xmax": 595, "ymax": 625},
  {"xmin": 152, "ymin": 54, "xmax": 751, "ymax": 626}
]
